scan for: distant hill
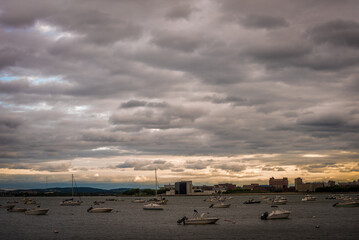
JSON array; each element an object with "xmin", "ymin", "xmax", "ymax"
[{"xmin": 2, "ymin": 187, "xmax": 132, "ymax": 195}]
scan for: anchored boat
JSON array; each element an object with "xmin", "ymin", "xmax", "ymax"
[{"xmin": 177, "ymin": 210, "xmax": 219, "ymax": 225}]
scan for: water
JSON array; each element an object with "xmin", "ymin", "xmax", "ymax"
[{"xmin": 1, "ymin": 195, "xmax": 358, "ymax": 240}]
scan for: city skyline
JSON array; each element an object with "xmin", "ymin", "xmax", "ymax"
[{"xmin": 1, "ymin": 0, "xmax": 359, "ymax": 189}]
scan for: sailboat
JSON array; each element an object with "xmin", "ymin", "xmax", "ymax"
[
  {"xmin": 143, "ymin": 168, "xmax": 164, "ymax": 210},
  {"xmin": 60, "ymin": 174, "xmax": 82, "ymax": 206},
  {"xmin": 146, "ymin": 168, "xmax": 168, "ymax": 205}
]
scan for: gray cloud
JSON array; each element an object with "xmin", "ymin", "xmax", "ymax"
[
  {"xmin": 240, "ymin": 14, "xmax": 289, "ymax": 29},
  {"xmin": 308, "ymin": 19, "xmax": 359, "ymax": 48},
  {"xmin": 115, "ymin": 159, "xmax": 174, "ymax": 171},
  {"xmin": 0, "ymin": 0, "xmax": 358, "ymax": 183}
]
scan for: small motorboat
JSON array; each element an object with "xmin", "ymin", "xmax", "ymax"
[
  {"xmin": 7, "ymin": 200, "xmax": 18, "ymax": 204},
  {"xmin": 60, "ymin": 198, "xmax": 82, "ymax": 206},
  {"xmin": 325, "ymin": 195, "xmax": 336, "ymax": 200},
  {"xmin": 301, "ymin": 195, "xmax": 316, "ymax": 201},
  {"xmin": 147, "ymin": 197, "xmax": 168, "ymax": 205},
  {"xmin": 143, "ymin": 203, "xmax": 163, "ymax": 210},
  {"xmin": 333, "ymin": 201, "xmax": 359, "ymax": 207},
  {"xmin": 7, "ymin": 206, "xmax": 27, "ymax": 212},
  {"xmin": 243, "ymin": 199, "xmax": 261, "ymax": 204},
  {"xmin": 87, "ymin": 206, "xmax": 113, "ymax": 213},
  {"xmin": 261, "ymin": 209, "xmax": 291, "ymax": 220},
  {"xmin": 209, "ymin": 203, "xmax": 231, "ymax": 208},
  {"xmin": 24, "ymin": 207, "xmax": 49, "ymax": 215},
  {"xmin": 24, "ymin": 200, "xmax": 37, "ymax": 205},
  {"xmin": 177, "ymin": 210, "xmax": 219, "ymax": 225},
  {"xmin": 272, "ymin": 196, "xmax": 287, "ymax": 205}
]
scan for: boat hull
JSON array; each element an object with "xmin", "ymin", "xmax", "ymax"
[
  {"xmin": 25, "ymin": 209, "xmax": 49, "ymax": 215},
  {"xmin": 267, "ymin": 212, "xmax": 290, "ymax": 219},
  {"xmin": 211, "ymin": 204, "xmax": 231, "ymax": 208},
  {"xmin": 7, "ymin": 208, "xmax": 27, "ymax": 212},
  {"xmin": 184, "ymin": 218, "xmax": 219, "ymax": 225},
  {"xmin": 333, "ymin": 202, "xmax": 359, "ymax": 207},
  {"xmin": 60, "ymin": 201, "xmax": 82, "ymax": 206},
  {"xmin": 88, "ymin": 208, "xmax": 113, "ymax": 213}
]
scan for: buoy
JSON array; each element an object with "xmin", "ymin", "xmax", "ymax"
[
  {"xmin": 54, "ymin": 230, "xmax": 59, "ymax": 233},
  {"xmin": 312, "ymin": 216, "xmax": 316, "ymax": 218}
]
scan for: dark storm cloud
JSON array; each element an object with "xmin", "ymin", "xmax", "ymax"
[
  {"xmin": 150, "ymin": 30, "xmax": 203, "ymax": 53},
  {"xmin": 240, "ymin": 14, "xmax": 289, "ymax": 29},
  {"xmin": 165, "ymin": 3, "xmax": 194, "ymax": 20},
  {"xmin": 115, "ymin": 159, "xmax": 174, "ymax": 171},
  {"xmin": 0, "ymin": 0, "xmax": 358, "ymax": 178},
  {"xmin": 308, "ymin": 19, "xmax": 359, "ymax": 48},
  {"xmin": 120, "ymin": 99, "xmax": 168, "ymax": 109},
  {"xmin": 0, "ymin": 162, "xmax": 71, "ymax": 172}
]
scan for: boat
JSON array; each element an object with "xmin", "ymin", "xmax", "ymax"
[
  {"xmin": 24, "ymin": 200, "xmax": 37, "ymax": 205},
  {"xmin": 87, "ymin": 206, "xmax": 113, "ymax": 213},
  {"xmin": 132, "ymin": 188, "xmax": 145, "ymax": 203},
  {"xmin": 177, "ymin": 210, "xmax": 219, "ymax": 225},
  {"xmin": 60, "ymin": 174, "xmax": 82, "ymax": 206},
  {"xmin": 143, "ymin": 203, "xmax": 163, "ymax": 210},
  {"xmin": 301, "ymin": 195, "xmax": 316, "ymax": 201},
  {"xmin": 333, "ymin": 201, "xmax": 359, "ymax": 207},
  {"xmin": 146, "ymin": 168, "xmax": 168, "ymax": 205},
  {"xmin": 261, "ymin": 209, "xmax": 291, "ymax": 220},
  {"xmin": 243, "ymin": 199, "xmax": 261, "ymax": 204},
  {"xmin": 7, "ymin": 200, "xmax": 18, "ymax": 204},
  {"xmin": 325, "ymin": 195, "xmax": 336, "ymax": 200},
  {"xmin": 0, "ymin": 204, "xmax": 16, "ymax": 209},
  {"xmin": 272, "ymin": 196, "xmax": 287, "ymax": 205},
  {"xmin": 209, "ymin": 203, "xmax": 231, "ymax": 208},
  {"xmin": 7, "ymin": 206, "xmax": 27, "ymax": 212},
  {"xmin": 105, "ymin": 198, "xmax": 117, "ymax": 201},
  {"xmin": 24, "ymin": 207, "xmax": 49, "ymax": 215}
]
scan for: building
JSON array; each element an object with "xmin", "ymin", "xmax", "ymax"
[
  {"xmin": 269, "ymin": 177, "xmax": 288, "ymax": 190},
  {"xmin": 175, "ymin": 181, "xmax": 193, "ymax": 195},
  {"xmin": 214, "ymin": 183, "xmax": 237, "ymax": 191},
  {"xmin": 161, "ymin": 184, "xmax": 175, "ymax": 190},
  {"xmin": 242, "ymin": 184, "xmax": 259, "ymax": 191},
  {"xmin": 295, "ymin": 178, "xmax": 326, "ymax": 192}
]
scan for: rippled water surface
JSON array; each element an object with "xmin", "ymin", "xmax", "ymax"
[{"xmin": 1, "ymin": 195, "xmax": 359, "ymax": 240}]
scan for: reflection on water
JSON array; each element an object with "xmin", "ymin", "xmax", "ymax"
[{"xmin": 1, "ymin": 195, "xmax": 359, "ymax": 240}]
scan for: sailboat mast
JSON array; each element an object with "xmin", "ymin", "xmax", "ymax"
[
  {"xmin": 72, "ymin": 174, "xmax": 74, "ymax": 198},
  {"xmin": 155, "ymin": 168, "xmax": 158, "ymax": 197}
]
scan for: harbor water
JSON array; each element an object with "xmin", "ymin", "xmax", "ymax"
[{"xmin": 1, "ymin": 195, "xmax": 359, "ymax": 240}]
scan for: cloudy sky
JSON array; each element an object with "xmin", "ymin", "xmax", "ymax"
[{"xmin": 0, "ymin": 0, "xmax": 358, "ymax": 189}]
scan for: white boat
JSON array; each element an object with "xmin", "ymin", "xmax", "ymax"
[
  {"xmin": 261, "ymin": 209, "xmax": 291, "ymax": 220},
  {"xmin": 87, "ymin": 206, "xmax": 113, "ymax": 213},
  {"xmin": 7, "ymin": 206, "xmax": 27, "ymax": 212},
  {"xmin": 25, "ymin": 207, "xmax": 49, "ymax": 215},
  {"xmin": 60, "ymin": 174, "xmax": 82, "ymax": 206},
  {"xmin": 209, "ymin": 203, "xmax": 231, "ymax": 208},
  {"xmin": 24, "ymin": 200, "xmax": 37, "ymax": 205},
  {"xmin": 143, "ymin": 203, "xmax": 163, "ymax": 210},
  {"xmin": 302, "ymin": 195, "xmax": 316, "ymax": 201},
  {"xmin": 272, "ymin": 196, "xmax": 287, "ymax": 205},
  {"xmin": 177, "ymin": 210, "xmax": 219, "ymax": 225}
]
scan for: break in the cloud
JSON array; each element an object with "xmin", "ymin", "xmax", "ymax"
[{"xmin": 0, "ymin": 0, "xmax": 358, "ymax": 188}]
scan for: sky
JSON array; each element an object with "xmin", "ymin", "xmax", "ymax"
[{"xmin": 0, "ymin": 0, "xmax": 358, "ymax": 189}]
